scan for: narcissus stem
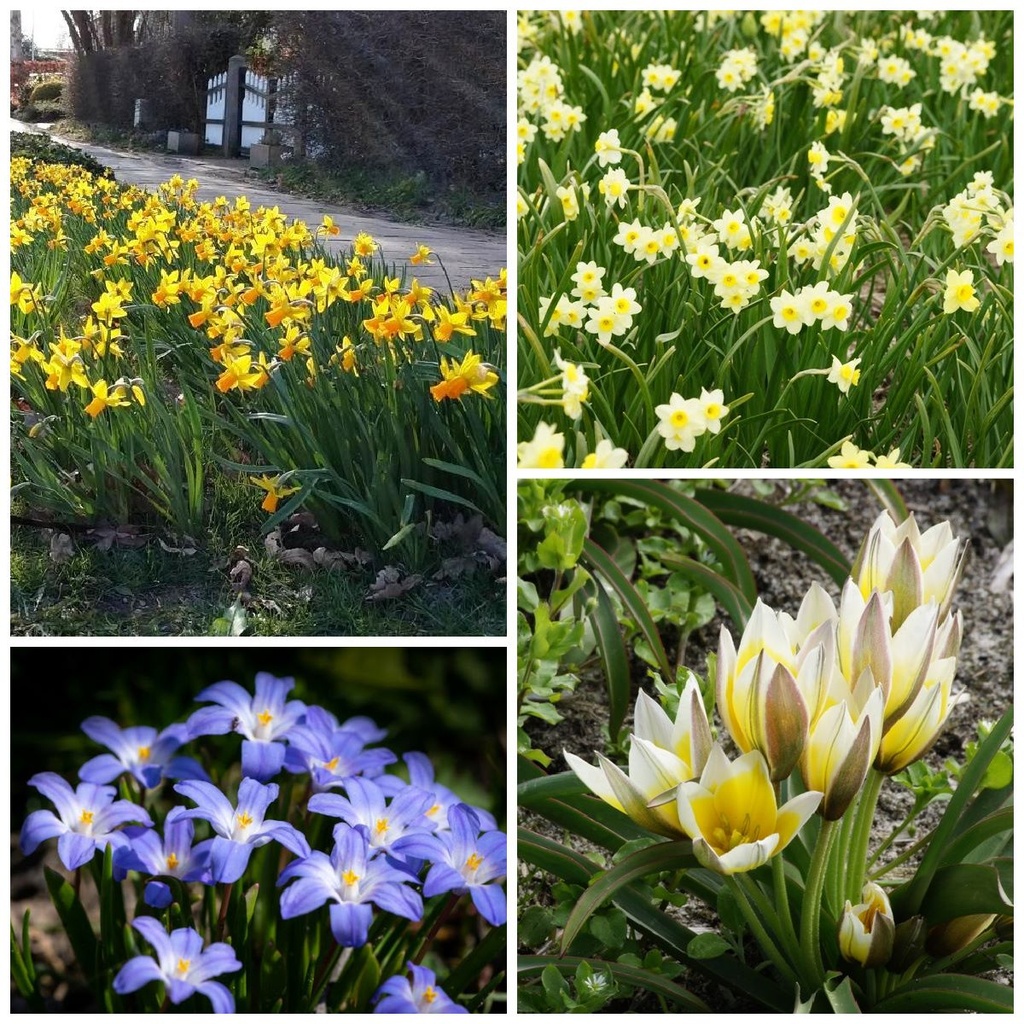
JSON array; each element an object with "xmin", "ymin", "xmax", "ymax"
[{"xmin": 801, "ymin": 816, "xmax": 840, "ymax": 989}]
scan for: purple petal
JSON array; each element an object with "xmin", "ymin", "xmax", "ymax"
[
  {"xmin": 164, "ymin": 756, "xmax": 211, "ymax": 783},
  {"xmin": 257, "ymin": 821, "xmax": 311, "ymax": 859},
  {"xmin": 469, "ymin": 882, "xmax": 507, "ymax": 926},
  {"xmin": 343, "ymin": 778, "xmax": 384, "ymax": 822},
  {"xmin": 280, "ymin": 876, "xmax": 332, "ymax": 919},
  {"xmin": 329, "ymin": 901, "xmax": 373, "ymax": 948},
  {"xmin": 390, "ymin": 833, "xmax": 442, "ymax": 861},
  {"xmin": 117, "ymin": 828, "xmax": 164, "ymax": 874},
  {"xmin": 307, "ymin": 792, "xmax": 350, "ymax": 820},
  {"xmin": 28, "ymin": 773, "xmax": 79, "ymax": 823},
  {"xmin": 404, "ymin": 752, "xmax": 435, "ymax": 788},
  {"xmin": 20, "ymin": 809, "xmax": 66, "ymax": 855},
  {"xmin": 173, "ymin": 781, "xmax": 235, "ymax": 831},
  {"xmin": 78, "ymin": 754, "xmax": 129, "ymax": 785},
  {"xmin": 209, "ymin": 837, "xmax": 252, "ymax": 883},
  {"xmin": 448, "ymin": 804, "xmax": 481, "ymax": 853},
  {"xmin": 96, "ymin": 798, "xmax": 152, "ymax": 831},
  {"xmin": 132, "ymin": 916, "xmax": 175, "ymax": 960},
  {"xmin": 196, "ymin": 980, "xmax": 235, "ymax": 1013},
  {"xmin": 167, "ymin": 977, "xmax": 196, "ymax": 1005},
  {"xmin": 253, "ymin": 671, "xmax": 295, "ymax": 703},
  {"xmin": 195, "ymin": 680, "xmax": 256, "ymax": 713},
  {"xmin": 240, "ymin": 740, "xmax": 286, "ymax": 783},
  {"xmin": 332, "ymin": 825, "xmax": 369, "ymax": 874},
  {"xmin": 422, "ymin": 863, "xmax": 465, "ymax": 899},
  {"xmin": 57, "ymin": 831, "xmax": 100, "ymax": 870},
  {"xmin": 144, "ymin": 880, "xmax": 173, "ymax": 908},
  {"xmin": 191, "ymin": 944, "xmax": 242, "ymax": 983},
  {"xmin": 372, "ymin": 883, "xmax": 423, "ymax": 922},
  {"xmin": 112, "ymin": 955, "xmax": 164, "ymax": 995},
  {"xmin": 186, "ymin": 706, "xmax": 240, "ymax": 739},
  {"xmin": 236, "ymin": 777, "xmax": 279, "ymax": 821},
  {"xmin": 81, "ymin": 717, "xmax": 133, "ymax": 759}
]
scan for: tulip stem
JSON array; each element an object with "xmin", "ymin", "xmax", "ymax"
[
  {"xmin": 771, "ymin": 853, "xmax": 801, "ymax": 963},
  {"xmin": 833, "ymin": 798, "xmax": 858, "ymax": 915},
  {"xmin": 801, "ymin": 816, "xmax": 840, "ymax": 989},
  {"xmin": 729, "ymin": 875, "xmax": 798, "ymax": 985},
  {"xmin": 846, "ymin": 769, "xmax": 885, "ymax": 903}
]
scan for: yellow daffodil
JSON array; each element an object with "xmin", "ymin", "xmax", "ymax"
[
  {"xmin": 84, "ymin": 379, "xmax": 133, "ymax": 418},
  {"xmin": 675, "ymin": 745, "xmax": 821, "ymax": 874},
  {"xmin": 429, "ymin": 352, "xmax": 498, "ymax": 402},
  {"xmin": 250, "ymin": 474, "xmax": 301, "ymax": 513},
  {"xmin": 215, "ymin": 354, "xmax": 267, "ymax": 394},
  {"xmin": 11, "ymin": 271, "xmax": 44, "ymax": 315},
  {"xmin": 431, "ymin": 305, "xmax": 476, "ymax": 343},
  {"xmin": 409, "ymin": 244, "xmax": 434, "ymax": 265}
]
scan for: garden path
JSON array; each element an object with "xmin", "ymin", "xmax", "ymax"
[{"xmin": 11, "ymin": 121, "xmax": 507, "ymax": 296}]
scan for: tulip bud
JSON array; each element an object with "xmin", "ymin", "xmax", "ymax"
[
  {"xmin": 925, "ymin": 914, "xmax": 997, "ymax": 958},
  {"xmin": 889, "ymin": 914, "xmax": 926, "ymax": 972},
  {"xmin": 838, "ymin": 882, "xmax": 895, "ymax": 967}
]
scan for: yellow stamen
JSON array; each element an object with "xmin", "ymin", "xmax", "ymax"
[
  {"xmin": 137, "ymin": 746, "xmax": 151, "ymax": 761},
  {"xmin": 166, "ymin": 853, "xmax": 179, "ymax": 871},
  {"xmin": 342, "ymin": 870, "xmax": 360, "ymax": 886},
  {"xmin": 237, "ymin": 812, "xmax": 254, "ymax": 828},
  {"xmin": 427, "ymin": 803, "xmax": 441, "ymax": 818},
  {"xmin": 465, "ymin": 852, "xmax": 483, "ymax": 871},
  {"xmin": 323, "ymin": 756, "xmax": 340, "ymax": 772},
  {"xmin": 80, "ymin": 810, "xmax": 94, "ymax": 825},
  {"xmin": 423, "ymin": 986, "xmax": 438, "ymax": 1004},
  {"xmin": 258, "ymin": 710, "xmax": 273, "ymax": 726},
  {"xmin": 176, "ymin": 957, "xmax": 190, "ymax": 976},
  {"xmin": 374, "ymin": 818, "xmax": 389, "ymax": 835}
]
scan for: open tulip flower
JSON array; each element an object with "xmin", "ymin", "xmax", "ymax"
[{"xmin": 674, "ymin": 745, "xmax": 822, "ymax": 874}]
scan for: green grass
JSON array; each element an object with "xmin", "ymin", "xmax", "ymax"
[{"xmin": 11, "ymin": 470, "xmax": 504, "ymax": 637}]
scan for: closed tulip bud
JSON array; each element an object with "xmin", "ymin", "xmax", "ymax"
[
  {"xmin": 889, "ymin": 914, "xmax": 926, "ymax": 971},
  {"xmin": 839, "ymin": 882, "xmax": 895, "ymax": 967},
  {"xmin": 852, "ymin": 512, "xmax": 968, "ymax": 628},
  {"xmin": 925, "ymin": 914, "xmax": 997, "ymax": 958}
]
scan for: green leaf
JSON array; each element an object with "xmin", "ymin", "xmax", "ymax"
[
  {"xmin": 519, "ymin": 955, "xmax": 710, "ymax": 1012},
  {"xmin": 917, "ymin": 861, "xmax": 1012, "ymax": 922},
  {"xmin": 443, "ymin": 924, "xmax": 506, "ymax": 997},
  {"xmin": 892, "ymin": 706, "xmax": 1013, "ymax": 919},
  {"xmin": 694, "ymin": 488, "xmax": 851, "ymax": 586},
  {"xmin": 561, "ymin": 840, "xmax": 696, "ymax": 952},
  {"xmin": 589, "ymin": 573, "xmax": 631, "ymax": 742},
  {"xmin": 519, "ymin": 828, "xmax": 596, "ymax": 887},
  {"xmin": 687, "ymin": 932, "xmax": 732, "ymax": 960},
  {"xmin": 658, "ymin": 552, "xmax": 752, "ymax": 628},
  {"xmin": 873, "ymin": 974, "xmax": 1012, "ymax": 1012},
  {"xmin": 824, "ymin": 973, "xmax": 862, "ymax": 1012},
  {"xmin": 259, "ymin": 943, "xmax": 287, "ymax": 1011},
  {"xmin": 582, "ymin": 538, "xmax": 673, "ymax": 683},
  {"xmin": 576, "ymin": 480, "xmax": 758, "ymax": 602},
  {"xmin": 939, "ymin": 808, "xmax": 1013, "ymax": 867},
  {"xmin": 401, "ymin": 478, "xmax": 483, "ymax": 515},
  {"xmin": 520, "ymin": 906, "xmax": 555, "ymax": 947},
  {"xmin": 44, "ymin": 866, "xmax": 98, "ymax": 992},
  {"xmin": 866, "ymin": 480, "xmax": 909, "ymax": 523}
]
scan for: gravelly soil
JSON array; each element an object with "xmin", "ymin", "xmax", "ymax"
[{"xmin": 518, "ymin": 478, "xmax": 1013, "ymax": 1011}]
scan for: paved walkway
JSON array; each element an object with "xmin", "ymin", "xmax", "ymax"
[{"xmin": 11, "ymin": 121, "xmax": 507, "ymax": 296}]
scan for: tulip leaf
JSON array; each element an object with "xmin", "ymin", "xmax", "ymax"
[
  {"xmin": 519, "ymin": 828, "xmax": 598, "ymax": 887},
  {"xmin": 576, "ymin": 480, "xmax": 758, "ymax": 603},
  {"xmin": 519, "ymin": 954, "xmax": 710, "ymax": 1011},
  {"xmin": 824, "ymin": 973, "xmax": 862, "ymax": 1013},
  {"xmin": 694, "ymin": 488, "xmax": 851, "ymax": 586},
  {"xmin": 658, "ymin": 552, "xmax": 753, "ymax": 628},
  {"xmin": 918, "ymin": 862, "xmax": 1013, "ymax": 924},
  {"xmin": 582, "ymin": 538, "xmax": 674, "ymax": 684},
  {"xmin": 872, "ymin": 974, "xmax": 1013, "ymax": 1013},
  {"xmin": 588, "ymin": 573, "xmax": 631, "ymax": 743},
  {"xmin": 891, "ymin": 705, "xmax": 1013, "ymax": 919},
  {"xmin": 561, "ymin": 840, "xmax": 696, "ymax": 953},
  {"xmin": 865, "ymin": 480, "xmax": 909, "ymax": 523},
  {"xmin": 939, "ymin": 808, "xmax": 1013, "ymax": 867}
]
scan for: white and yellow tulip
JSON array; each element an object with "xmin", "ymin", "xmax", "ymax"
[
  {"xmin": 839, "ymin": 882, "xmax": 895, "ymax": 967},
  {"xmin": 673, "ymin": 744, "xmax": 821, "ymax": 875}
]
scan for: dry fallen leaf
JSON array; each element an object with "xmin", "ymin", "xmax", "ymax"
[
  {"xmin": 279, "ymin": 548, "xmax": 316, "ymax": 570},
  {"xmin": 49, "ymin": 532, "xmax": 75, "ymax": 564},
  {"xmin": 366, "ymin": 567, "xmax": 422, "ymax": 601},
  {"xmin": 229, "ymin": 560, "xmax": 253, "ymax": 590}
]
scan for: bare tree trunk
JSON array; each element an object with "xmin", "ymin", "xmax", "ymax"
[{"xmin": 62, "ymin": 11, "xmax": 98, "ymax": 55}]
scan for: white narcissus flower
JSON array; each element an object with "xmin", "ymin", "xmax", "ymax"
[
  {"xmin": 655, "ymin": 393, "xmax": 707, "ymax": 452},
  {"xmin": 565, "ymin": 678, "xmax": 712, "ymax": 837},
  {"xmin": 943, "ymin": 269, "xmax": 981, "ymax": 314},
  {"xmin": 839, "ymin": 882, "xmax": 895, "ymax": 967},
  {"xmin": 674, "ymin": 745, "xmax": 821, "ymax": 875},
  {"xmin": 581, "ymin": 439, "xmax": 629, "ymax": 469},
  {"xmin": 827, "ymin": 356, "xmax": 861, "ymax": 394}
]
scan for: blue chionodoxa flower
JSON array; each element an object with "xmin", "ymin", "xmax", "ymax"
[
  {"xmin": 373, "ymin": 962, "xmax": 468, "ymax": 1014},
  {"xmin": 278, "ymin": 823, "xmax": 423, "ymax": 947},
  {"xmin": 393, "ymin": 804, "xmax": 507, "ymax": 926},
  {"xmin": 187, "ymin": 672, "xmax": 306, "ymax": 782},
  {"xmin": 172, "ymin": 778, "xmax": 310, "ymax": 883},
  {"xmin": 113, "ymin": 917, "xmax": 241, "ymax": 1012},
  {"xmin": 284, "ymin": 705, "xmax": 396, "ymax": 792},
  {"xmin": 20, "ymin": 772, "xmax": 152, "ymax": 871},
  {"xmin": 307, "ymin": 776, "xmax": 435, "ymax": 855},
  {"xmin": 78, "ymin": 716, "xmax": 210, "ymax": 790},
  {"xmin": 114, "ymin": 808, "xmax": 215, "ymax": 908}
]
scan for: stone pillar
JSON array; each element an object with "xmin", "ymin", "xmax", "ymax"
[{"xmin": 223, "ymin": 54, "xmax": 247, "ymax": 157}]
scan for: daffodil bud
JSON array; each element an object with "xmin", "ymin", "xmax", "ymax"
[
  {"xmin": 925, "ymin": 914, "xmax": 997, "ymax": 958},
  {"xmin": 838, "ymin": 883, "xmax": 895, "ymax": 967}
]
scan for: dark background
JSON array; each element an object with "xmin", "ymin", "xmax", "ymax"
[{"xmin": 11, "ymin": 647, "xmax": 506, "ymax": 826}]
